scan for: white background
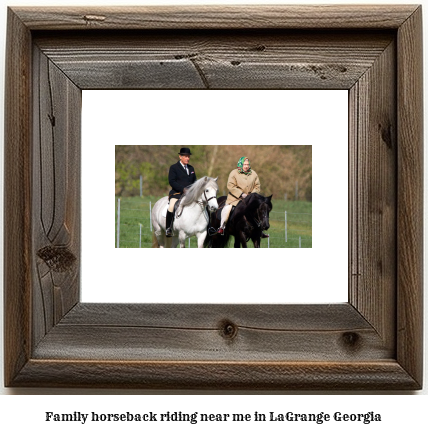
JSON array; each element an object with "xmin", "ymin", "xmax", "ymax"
[
  {"xmin": 82, "ymin": 89, "xmax": 348, "ymax": 303},
  {"xmin": 0, "ymin": 0, "xmax": 427, "ymax": 429}
]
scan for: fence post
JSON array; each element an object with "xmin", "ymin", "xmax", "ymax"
[
  {"xmin": 116, "ymin": 198, "xmax": 121, "ymax": 248},
  {"xmin": 188, "ymin": 237, "xmax": 190, "ymax": 248},
  {"xmin": 299, "ymin": 236, "xmax": 301, "ymax": 248},
  {"xmin": 149, "ymin": 201, "xmax": 152, "ymax": 232},
  {"xmin": 140, "ymin": 175, "xmax": 143, "ymax": 197},
  {"xmin": 139, "ymin": 223, "xmax": 142, "ymax": 248},
  {"xmin": 285, "ymin": 211, "xmax": 288, "ymax": 243}
]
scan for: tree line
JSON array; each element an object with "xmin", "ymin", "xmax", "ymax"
[{"xmin": 115, "ymin": 145, "xmax": 312, "ymax": 201}]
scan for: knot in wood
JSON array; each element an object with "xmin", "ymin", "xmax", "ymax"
[
  {"xmin": 37, "ymin": 245, "xmax": 76, "ymax": 272},
  {"xmin": 219, "ymin": 320, "xmax": 238, "ymax": 340},
  {"xmin": 83, "ymin": 15, "xmax": 106, "ymax": 23},
  {"xmin": 378, "ymin": 122, "xmax": 393, "ymax": 149},
  {"xmin": 341, "ymin": 332, "xmax": 361, "ymax": 351}
]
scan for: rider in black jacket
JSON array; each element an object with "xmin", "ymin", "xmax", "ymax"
[{"xmin": 166, "ymin": 148, "xmax": 197, "ymax": 237}]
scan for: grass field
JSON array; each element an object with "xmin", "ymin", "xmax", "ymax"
[{"xmin": 115, "ymin": 196, "xmax": 312, "ymax": 248}]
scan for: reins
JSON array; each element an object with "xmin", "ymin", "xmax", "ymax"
[
  {"xmin": 202, "ymin": 190, "xmax": 219, "ymax": 236},
  {"xmin": 177, "ymin": 186, "xmax": 218, "ymax": 219}
]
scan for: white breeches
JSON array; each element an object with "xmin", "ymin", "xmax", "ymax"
[
  {"xmin": 168, "ymin": 197, "xmax": 178, "ymax": 212},
  {"xmin": 220, "ymin": 204, "xmax": 233, "ymax": 227}
]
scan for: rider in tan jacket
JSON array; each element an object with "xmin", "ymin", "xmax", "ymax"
[{"xmin": 217, "ymin": 156, "xmax": 261, "ymax": 235}]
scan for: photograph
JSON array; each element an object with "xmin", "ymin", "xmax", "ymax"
[{"xmin": 115, "ymin": 144, "xmax": 312, "ymax": 249}]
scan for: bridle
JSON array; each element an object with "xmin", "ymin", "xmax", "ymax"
[
  {"xmin": 176, "ymin": 184, "xmax": 219, "ymax": 221},
  {"xmin": 254, "ymin": 206, "xmax": 269, "ymax": 228},
  {"xmin": 197, "ymin": 189, "xmax": 217, "ymax": 209},
  {"xmin": 204, "ymin": 189, "xmax": 217, "ymax": 206}
]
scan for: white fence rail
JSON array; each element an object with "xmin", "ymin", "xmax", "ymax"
[{"xmin": 115, "ymin": 199, "xmax": 312, "ymax": 248}]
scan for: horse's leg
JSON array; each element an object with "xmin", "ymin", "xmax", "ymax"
[
  {"xmin": 178, "ymin": 232, "xmax": 187, "ymax": 248},
  {"xmin": 162, "ymin": 232, "xmax": 168, "ymax": 248},
  {"xmin": 152, "ymin": 232, "xmax": 159, "ymax": 248},
  {"xmin": 154, "ymin": 230, "xmax": 165, "ymax": 248},
  {"xmin": 196, "ymin": 231, "xmax": 207, "ymax": 248},
  {"xmin": 233, "ymin": 236, "xmax": 240, "ymax": 248},
  {"xmin": 252, "ymin": 236, "xmax": 261, "ymax": 248},
  {"xmin": 233, "ymin": 231, "xmax": 246, "ymax": 248},
  {"xmin": 250, "ymin": 231, "xmax": 262, "ymax": 248},
  {"xmin": 239, "ymin": 231, "xmax": 248, "ymax": 248}
]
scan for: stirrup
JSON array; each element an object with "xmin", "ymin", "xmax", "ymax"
[{"xmin": 208, "ymin": 227, "xmax": 217, "ymax": 236}]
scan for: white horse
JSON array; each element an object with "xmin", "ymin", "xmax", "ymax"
[{"xmin": 152, "ymin": 177, "xmax": 219, "ymax": 248}]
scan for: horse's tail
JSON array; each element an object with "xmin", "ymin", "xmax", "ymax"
[{"xmin": 152, "ymin": 231, "xmax": 159, "ymax": 248}]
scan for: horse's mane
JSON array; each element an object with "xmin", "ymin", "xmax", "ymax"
[
  {"xmin": 180, "ymin": 176, "xmax": 219, "ymax": 208},
  {"xmin": 233, "ymin": 193, "xmax": 270, "ymax": 219}
]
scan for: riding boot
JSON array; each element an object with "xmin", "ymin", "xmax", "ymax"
[
  {"xmin": 217, "ymin": 222, "xmax": 226, "ymax": 235},
  {"xmin": 261, "ymin": 231, "xmax": 269, "ymax": 238},
  {"xmin": 165, "ymin": 211, "xmax": 174, "ymax": 237}
]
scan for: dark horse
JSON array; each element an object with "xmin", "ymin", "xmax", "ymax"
[{"xmin": 204, "ymin": 193, "xmax": 273, "ymax": 248}]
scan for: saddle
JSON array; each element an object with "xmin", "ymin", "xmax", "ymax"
[
  {"xmin": 173, "ymin": 198, "xmax": 182, "ymax": 217},
  {"xmin": 214, "ymin": 203, "xmax": 236, "ymax": 221}
]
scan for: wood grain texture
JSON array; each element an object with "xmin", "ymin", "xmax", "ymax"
[
  {"xmin": 11, "ymin": 5, "xmax": 420, "ymax": 30},
  {"xmin": 396, "ymin": 6, "xmax": 423, "ymax": 387},
  {"xmin": 32, "ymin": 46, "xmax": 81, "ymax": 348},
  {"xmin": 32, "ymin": 304, "xmax": 391, "ymax": 362},
  {"xmin": 12, "ymin": 361, "xmax": 419, "ymax": 390},
  {"xmin": 60, "ymin": 303, "xmax": 370, "ymax": 329},
  {"xmin": 349, "ymin": 40, "xmax": 397, "ymax": 350},
  {"xmin": 3, "ymin": 8, "xmax": 32, "ymax": 388},
  {"xmin": 4, "ymin": 5, "xmax": 423, "ymax": 390},
  {"xmin": 34, "ymin": 31, "xmax": 393, "ymax": 90}
]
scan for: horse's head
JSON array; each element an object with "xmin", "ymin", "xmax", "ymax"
[
  {"xmin": 181, "ymin": 176, "xmax": 219, "ymax": 212},
  {"xmin": 203, "ymin": 176, "xmax": 219, "ymax": 212},
  {"xmin": 256, "ymin": 194, "xmax": 272, "ymax": 231}
]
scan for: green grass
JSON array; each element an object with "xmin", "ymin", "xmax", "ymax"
[{"xmin": 115, "ymin": 196, "xmax": 311, "ymax": 248}]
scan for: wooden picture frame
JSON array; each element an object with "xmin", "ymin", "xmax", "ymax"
[{"xmin": 4, "ymin": 5, "xmax": 423, "ymax": 389}]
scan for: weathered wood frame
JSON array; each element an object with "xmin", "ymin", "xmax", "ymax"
[{"xmin": 4, "ymin": 5, "xmax": 423, "ymax": 389}]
